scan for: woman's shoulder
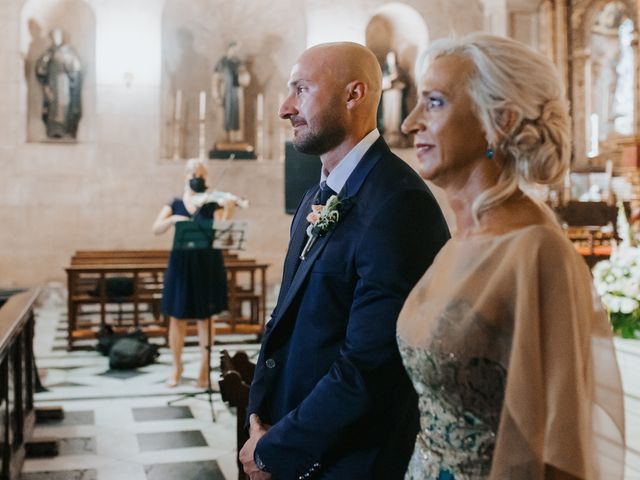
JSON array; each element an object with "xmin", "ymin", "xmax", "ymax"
[
  {"xmin": 167, "ymin": 197, "xmax": 187, "ymax": 212},
  {"xmin": 503, "ymin": 224, "xmax": 590, "ymax": 283},
  {"xmin": 496, "ymin": 222, "xmax": 575, "ymax": 259},
  {"xmin": 474, "ymin": 197, "xmax": 572, "ymax": 250}
]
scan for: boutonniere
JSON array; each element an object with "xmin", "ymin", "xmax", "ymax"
[{"xmin": 300, "ymin": 194, "xmax": 345, "ymax": 260}]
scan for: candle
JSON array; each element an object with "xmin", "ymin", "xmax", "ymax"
[
  {"xmin": 175, "ymin": 89, "xmax": 182, "ymax": 121},
  {"xmin": 256, "ymin": 93, "xmax": 264, "ymax": 122},
  {"xmin": 199, "ymin": 91, "xmax": 206, "ymax": 121},
  {"xmin": 604, "ymin": 159, "xmax": 613, "ymax": 203},
  {"xmin": 589, "ymin": 113, "xmax": 598, "ymax": 157}
]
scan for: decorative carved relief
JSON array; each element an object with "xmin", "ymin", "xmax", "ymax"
[{"xmin": 569, "ymin": 0, "xmax": 638, "ymax": 167}]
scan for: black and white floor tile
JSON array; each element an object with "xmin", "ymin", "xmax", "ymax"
[
  {"xmin": 22, "ymin": 287, "xmax": 640, "ymax": 479},
  {"xmin": 25, "ymin": 290, "xmax": 261, "ymax": 480}
]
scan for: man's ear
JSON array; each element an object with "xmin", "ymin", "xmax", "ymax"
[{"xmin": 345, "ymin": 81, "xmax": 366, "ymax": 110}]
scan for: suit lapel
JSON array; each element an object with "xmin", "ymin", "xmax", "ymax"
[
  {"xmin": 275, "ymin": 186, "xmax": 320, "ymax": 309},
  {"xmin": 276, "ymin": 200, "xmax": 356, "ymax": 315},
  {"xmin": 269, "ymin": 137, "xmax": 388, "ymax": 330}
]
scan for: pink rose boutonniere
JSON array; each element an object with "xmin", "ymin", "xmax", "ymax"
[{"xmin": 300, "ymin": 194, "xmax": 342, "ymax": 260}]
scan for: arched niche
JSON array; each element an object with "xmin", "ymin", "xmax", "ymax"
[
  {"xmin": 160, "ymin": 0, "xmax": 306, "ymax": 161},
  {"xmin": 570, "ymin": 0, "xmax": 638, "ymax": 167},
  {"xmin": 365, "ymin": 3, "xmax": 428, "ymax": 148},
  {"xmin": 20, "ymin": 0, "xmax": 96, "ymax": 143}
]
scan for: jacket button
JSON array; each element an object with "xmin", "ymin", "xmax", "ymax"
[{"xmin": 265, "ymin": 358, "xmax": 276, "ymax": 369}]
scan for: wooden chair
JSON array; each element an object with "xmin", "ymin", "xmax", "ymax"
[{"xmin": 219, "ymin": 350, "xmax": 255, "ymax": 480}]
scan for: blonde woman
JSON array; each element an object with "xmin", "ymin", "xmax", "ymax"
[
  {"xmin": 153, "ymin": 159, "xmax": 227, "ymax": 387},
  {"xmin": 398, "ymin": 34, "xmax": 625, "ymax": 479}
]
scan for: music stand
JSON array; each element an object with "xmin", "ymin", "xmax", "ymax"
[
  {"xmin": 167, "ymin": 220, "xmax": 248, "ymax": 422},
  {"xmin": 212, "ymin": 220, "xmax": 248, "ymax": 251}
]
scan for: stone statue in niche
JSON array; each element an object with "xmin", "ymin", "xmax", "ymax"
[
  {"xmin": 366, "ymin": 15, "xmax": 412, "ymax": 148},
  {"xmin": 35, "ymin": 28, "xmax": 82, "ymax": 140},
  {"xmin": 379, "ymin": 50, "xmax": 410, "ymax": 147},
  {"xmin": 210, "ymin": 42, "xmax": 255, "ymax": 159},
  {"xmin": 212, "ymin": 41, "xmax": 251, "ymax": 142}
]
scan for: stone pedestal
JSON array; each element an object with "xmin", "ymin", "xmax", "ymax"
[{"xmin": 209, "ymin": 141, "xmax": 256, "ymax": 160}]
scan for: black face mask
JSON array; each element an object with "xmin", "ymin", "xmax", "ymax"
[{"xmin": 189, "ymin": 177, "xmax": 207, "ymax": 193}]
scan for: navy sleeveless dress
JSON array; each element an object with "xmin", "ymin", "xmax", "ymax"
[{"xmin": 161, "ymin": 198, "xmax": 228, "ymax": 320}]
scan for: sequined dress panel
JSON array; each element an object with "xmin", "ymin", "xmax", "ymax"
[
  {"xmin": 399, "ymin": 297, "xmax": 511, "ymax": 479},
  {"xmin": 397, "ymin": 224, "xmax": 626, "ymax": 480}
]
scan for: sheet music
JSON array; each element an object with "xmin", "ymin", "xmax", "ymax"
[{"xmin": 213, "ymin": 220, "xmax": 248, "ymax": 250}]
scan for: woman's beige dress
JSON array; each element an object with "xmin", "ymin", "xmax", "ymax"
[{"xmin": 397, "ymin": 223, "xmax": 625, "ymax": 479}]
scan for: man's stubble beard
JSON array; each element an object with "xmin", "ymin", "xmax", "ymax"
[{"xmin": 292, "ymin": 110, "xmax": 348, "ymax": 156}]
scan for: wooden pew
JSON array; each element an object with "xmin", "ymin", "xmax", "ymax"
[
  {"xmin": 222, "ymin": 261, "xmax": 269, "ymax": 336},
  {"xmin": 219, "ymin": 350, "xmax": 255, "ymax": 480},
  {"xmin": 66, "ymin": 263, "xmax": 168, "ymax": 350},
  {"xmin": 71, "ymin": 250, "xmax": 170, "ymax": 265},
  {"xmin": 66, "ymin": 250, "xmax": 270, "ymax": 350}
]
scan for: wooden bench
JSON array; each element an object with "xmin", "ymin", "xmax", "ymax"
[
  {"xmin": 72, "ymin": 250, "xmax": 170, "ymax": 265},
  {"xmin": 66, "ymin": 263, "xmax": 168, "ymax": 350},
  {"xmin": 219, "ymin": 349, "xmax": 255, "ymax": 480},
  {"xmin": 66, "ymin": 250, "xmax": 270, "ymax": 350},
  {"xmin": 223, "ymin": 261, "xmax": 269, "ymax": 336}
]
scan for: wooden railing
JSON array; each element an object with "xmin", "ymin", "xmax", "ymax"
[{"xmin": 0, "ymin": 288, "xmax": 39, "ymax": 480}]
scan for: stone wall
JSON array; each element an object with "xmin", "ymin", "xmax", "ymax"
[{"xmin": 0, "ymin": 0, "xmax": 472, "ymax": 290}]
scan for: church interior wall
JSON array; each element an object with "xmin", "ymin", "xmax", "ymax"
[{"xmin": 1, "ymin": 0, "xmax": 481, "ymax": 289}]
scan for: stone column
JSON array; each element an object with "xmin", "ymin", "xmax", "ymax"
[
  {"xmin": 572, "ymin": 49, "xmax": 591, "ymax": 165},
  {"xmin": 479, "ymin": 0, "xmax": 508, "ymax": 36}
]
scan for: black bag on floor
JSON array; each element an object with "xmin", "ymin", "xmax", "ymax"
[
  {"xmin": 108, "ymin": 336, "xmax": 160, "ymax": 370},
  {"xmin": 96, "ymin": 325, "xmax": 147, "ymax": 356}
]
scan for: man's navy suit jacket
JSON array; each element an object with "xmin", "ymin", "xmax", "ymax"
[{"xmin": 248, "ymin": 137, "xmax": 450, "ymax": 479}]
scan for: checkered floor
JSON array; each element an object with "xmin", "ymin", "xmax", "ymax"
[
  {"xmin": 25, "ymin": 286, "xmax": 261, "ymax": 480},
  {"xmin": 21, "ymin": 286, "xmax": 640, "ymax": 479}
]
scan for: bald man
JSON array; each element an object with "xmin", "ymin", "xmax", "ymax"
[{"xmin": 240, "ymin": 43, "xmax": 449, "ymax": 480}]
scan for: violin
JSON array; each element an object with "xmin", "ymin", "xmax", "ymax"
[{"xmin": 191, "ymin": 190, "xmax": 249, "ymax": 209}]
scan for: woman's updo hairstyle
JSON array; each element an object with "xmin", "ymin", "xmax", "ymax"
[
  {"xmin": 185, "ymin": 158, "xmax": 207, "ymax": 178},
  {"xmin": 416, "ymin": 34, "xmax": 571, "ymax": 220}
]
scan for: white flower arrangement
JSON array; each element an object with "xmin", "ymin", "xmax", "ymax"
[{"xmin": 593, "ymin": 245, "xmax": 640, "ymax": 338}]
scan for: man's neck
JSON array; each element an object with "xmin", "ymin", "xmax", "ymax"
[{"xmin": 320, "ymin": 124, "xmax": 375, "ymax": 174}]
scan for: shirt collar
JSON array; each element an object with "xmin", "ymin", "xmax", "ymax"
[{"xmin": 320, "ymin": 129, "xmax": 380, "ymax": 194}]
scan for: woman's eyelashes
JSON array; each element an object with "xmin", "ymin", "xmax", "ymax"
[{"xmin": 426, "ymin": 95, "xmax": 445, "ymax": 110}]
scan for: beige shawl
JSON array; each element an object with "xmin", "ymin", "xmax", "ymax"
[{"xmin": 397, "ymin": 223, "xmax": 625, "ymax": 479}]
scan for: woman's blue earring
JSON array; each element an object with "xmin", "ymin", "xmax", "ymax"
[{"xmin": 486, "ymin": 148, "xmax": 494, "ymax": 160}]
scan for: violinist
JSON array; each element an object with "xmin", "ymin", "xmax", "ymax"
[{"xmin": 152, "ymin": 159, "xmax": 232, "ymax": 387}]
